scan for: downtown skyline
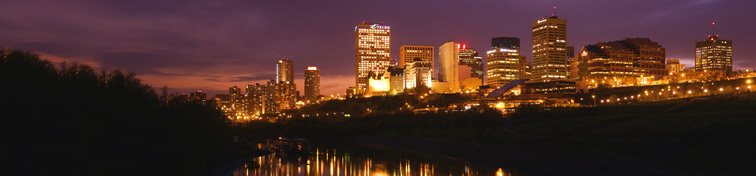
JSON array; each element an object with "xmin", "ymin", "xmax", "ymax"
[{"xmin": 1, "ymin": 0, "xmax": 755, "ymax": 96}]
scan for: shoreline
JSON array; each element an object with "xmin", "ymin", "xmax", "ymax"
[{"xmin": 210, "ymin": 150, "xmax": 271, "ymax": 176}]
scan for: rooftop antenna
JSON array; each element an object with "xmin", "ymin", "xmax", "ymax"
[
  {"xmin": 711, "ymin": 21, "xmax": 717, "ymax": 37},
  {"xmin": 552, "ymin": 5, "xmax": 557, "ymax": 17}
]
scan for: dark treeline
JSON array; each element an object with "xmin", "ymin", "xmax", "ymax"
[
  {"xmin": 0, "ymin": 49, "xmax": 237, "ymax": 175},
  {"xmin": 243, "ymin": 109, "xmax": 506, "ymax": 138},
  {"xmin": 295, "ymin": 93, "xmax": 473, "ymax": 116}
]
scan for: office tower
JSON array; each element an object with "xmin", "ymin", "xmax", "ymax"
[
  {"xmin": 304, "ymin": 66, "xmax": 320, "ymax": 100},
  {"xmin": 578, "ymin": 38, "xmax": 666, "ymax": 87},
  {"xmin": 524, "ymin": 61, "xmax": 532, "ymax": 79},
  {"xmin": 399, "ymin": 45, "xmax": 434, "ymax": 71},
  {"xmin": 264, "ymin": 80, "xmax": 278, "ymax": 113},
  {"xmin": 566, "ymin": 46, "xmax": 575, "ymax": 78},
  {"xmin": 228, "ymin": 86, "xmax": 243, "ymax": 113},
  {"xmin": 459, "ymin": 47, "xmax": 483, "ymax": 80},
  {"xmin": 532, "ymin": 16, "xmax": 568, "ymax": 82},
  {"xmin": 277, "ymin": 83, "xmax": 296, "ymax": 111},
  {"xmin": 245, "ymin": 83, "xmax": 266, "ymax": 115},
  {"xmin": 189, "ymin": 90, "xmax": 207, "ymax": 101},
  {"xmin": 666, "ymin": 59, "xmax": 685, "ymax": 75},
  {"xmin": 486, "ymin": 37, "xmax": 527, "ymax": 88},
  {"xmin": 264, "ymin": 79, "xmax": 296, "ymax": 113},
  {"xmin": 438, "ymin": 41, "xmax": 460, "ymax": 93},
  {"xmin": 387, "ymin": 66, "xmax": 404, "ymax": 95},
  {"xmin": 695, "ymin": 32, "xmax": 733, "ymax": 75},
  {"xmin": 404, "ymin": 58, "xmax": 432, "ymax": 89},
  {"xmin": 355, "ymin": 22, "xmax": 391, "ymax": 94},
  {"xmin": 277, "ymin": 59, "xmax": 294, "ymax": 84},
  {"xmin": 570, "ymin": 49, "xmax": 589, "ymax": 81},
  {"xmin": 492, "ymin": 37, "xmax": 520, "ymax": 49}
]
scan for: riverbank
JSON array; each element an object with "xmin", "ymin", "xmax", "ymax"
[
  {"xmin": 210, "ymin": 150, "xmax": 271, "ymax": 176},
  {"xmin": 240, "ymin": 94, "xmax": 756, "ymax": 175}
]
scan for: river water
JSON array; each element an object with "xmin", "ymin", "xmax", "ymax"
[{"xmin": 231, "ymin": 143, "xmax": 520, "ymax": 176}]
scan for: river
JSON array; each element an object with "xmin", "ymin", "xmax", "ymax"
[{"xmin": 230, "ymin": 142, "xmax": 521, "ymax": 176}]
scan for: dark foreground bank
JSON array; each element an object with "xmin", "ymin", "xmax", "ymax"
[
  {"xmin": 240, "ymin": 94, "xmax": 756, "ymax": 175},
  {"xmin": 0, "ymin": 48, "xmax": 243, "ymax": 175}
]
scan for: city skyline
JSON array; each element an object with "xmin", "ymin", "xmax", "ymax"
[{"xmin": 1, "ymin": 0, "xmax": 755, "ymax": 96}]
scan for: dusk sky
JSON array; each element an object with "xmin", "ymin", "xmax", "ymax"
[{"xmin": 1, "ymin": 0, "xmax": 754, "ymax": 96}]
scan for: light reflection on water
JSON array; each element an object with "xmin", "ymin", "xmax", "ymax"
[{"xmin": 232, "ymin": 146, "xmax": 516, "ymax": 176}]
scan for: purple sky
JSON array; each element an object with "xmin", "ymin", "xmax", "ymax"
[{"xmin": 1, "ymin": 0, "xmax": 754, "ymax": 96}]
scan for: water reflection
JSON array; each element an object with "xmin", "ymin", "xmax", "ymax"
[{"xmin": 233, "ymin": 145, "xmax": 515, "ymax": 176}]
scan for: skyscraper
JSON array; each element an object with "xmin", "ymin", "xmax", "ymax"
[
  {"xmin": 578, "ymin": 38, "xmax": 666, "ymax": 87},
  {"xmin": 245, "ymin": 83, "xmax": 265, "ymax": 115},
  {"xmin": 459, "ymin": 47, "xmax": 483, "ymax": 80},
  {"xmin": 486, "ymin": 37, "xmax": 527, "ymax": 88},
  {"xmin": 264, "ymin": 79, "xmax": 296, "ymax": 113},
  {"xmin": 355, "ymin": 22, "xmax": 391, "ymax": 94},
  {"xmin": 304, "ymin": 66, "xmax": 320, "ymax": 100},
  {"xmin": 492, "ymin": 37, "xmax": 520, "ymax": 49},
  {"xmin": 264, "ymin": 80, "xmax": 278, "ymax": 113},
  {"xmin": 277, "ymin": 59, "xmax": 294, "ymax": 84},
  {"xmin": 399, "ymin": 45, "xmax": 433, "ymax": 71},
  {"xmin": 404, "ymin": 58, "xmax": 433, "ymax": 90},
  {"xmin": 531, "ymin": 16, "xmax": 568, "ymax": 82},
  {"xmin": 229, "ymin": 86, "xmax": 242, "ymax": 111},
  {"xmin": 438, "ymin": 41, "xmax": 460, "ymax": 93},
  {"xmin": 695, "ymin": 33, "xmax": 733, "ymax": 75},
  {"xmin": 566, "ymin": 46, "xmax": 575, "ymax": 78}
]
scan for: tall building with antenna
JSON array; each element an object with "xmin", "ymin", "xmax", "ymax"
[
  {"xmin": 695, "ymin": 21, "xmax": 733, "ymax": 76},
  {"xmin": 531, "ymin": 5, "xmax": 568, "ymax": 82}
]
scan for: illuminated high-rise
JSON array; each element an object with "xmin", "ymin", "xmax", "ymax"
[
  {"xmin": 304, "ymin": 66, "xmax": 320, "ymax": 100},
  {"xmin": 578, "ymin": 38, "xmax": 666, "ymax": 87},
  {"xmin": 264, "ymin": 79, "xmax": 296, "ymax": 113},
  {"xmin": 486, "ymin": 37, "xmax": 527, "ymax": 88},
  {"xmin": 277, "ymin": 59, "xmax": 294, "ymax": 84},
  {"xmin": 492, "ymin": 37, "xmax": 520, "ymax": 49},
  {"xmin": 229, "ymin": 86, "xmax": 242, "ymax": 111},
  {"xmin": 695, "ymin": 33, "xmax": 733, "ymax": 75},
  {"xmin": 531, "ymin": 16, "xmax": 568, "ymax": 82},
  {"xmin": 355, "ymin": 22, "xmax": 391, "ymax": 94},
  {"xmin": 459, "ymin": 47, "xmax": 483, "ymax": 80},
  {"xmin": 438, "ymin": 41, "xmax": 460, "ymax": 93},
  {"xmin": 399, "ymin": 45, "xmax": 433, "ymax": 71},
  {"xmin": 404, "ymin": 58, "xmax": 432, "ymax": 90},
  {"xmin": 245, "ymin": 83, "xmax": 265, "ymax": 115}
]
